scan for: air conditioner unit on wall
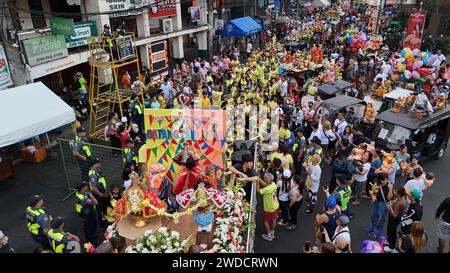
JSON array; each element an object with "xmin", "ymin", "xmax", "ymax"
[{"xmin": 162, "ymin": 19, "xmax": 173, "ymax": 33}]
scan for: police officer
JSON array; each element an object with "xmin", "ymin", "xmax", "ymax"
[
  {"xmin": 74, "ymin": 72, "xmax": 88, "ymax": 96},
  {"xmin": 25, "ymin": 194, "xmax": 52, "ymax": 249},
  {"xmin": 88, "ymin": 158, "xmax": 109, "ymax": 227},
  {"xmin": 129, "ymin": 93, "xmax": 144, "ymax": 134},
  {"xmin": 324, "ymin": 174, "xmax": 354, "ymax": 219},
  {"xmin": 75, "ymin": 182, "xmax": 98, "ymax": 245},
  {"xmin": 102, "ymin": 24, "xmax": 117, "ymax": 60},
  {"xmin": 114, "ymin": 21, "xmax": 125, "ymax": 37},
  {"xmin": 292, "ymin": 128, "xmax": 306, "ymax": 175},
  {"xmin": 72, "ymin": 127, "xmax": 92, "ymax": 182},
  {"xmin": 123, "ymin": 138, "xmax": 138, "ymax": 169},
  {"xmin": 47, "ymin": 217, "xmax": 81, "ymax": 253},
  {"xmin": 306, "ymin": 136, "xmax": 323, "ymax": 165}
]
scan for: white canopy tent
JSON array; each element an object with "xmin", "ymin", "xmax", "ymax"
[
  {"xmin": 0, "ymin": 82, "xmax": 75, "ymax": 148},
  {"xmin": 311, "ymin": 0, "xmax": 331, "ymax": 8}
]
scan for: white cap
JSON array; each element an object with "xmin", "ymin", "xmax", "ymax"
[
  {"xmin": 283, "ymin": 169, "xmax": 291, "ymax": 178},
  {"xmin": 121, "ymin": 116, "xmax": 128, "ymax": 123}
]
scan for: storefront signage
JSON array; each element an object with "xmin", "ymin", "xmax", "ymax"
[
  {"xmin": 65, "ymin": 21, "xmax": 98, "ymax": 48},
  {"xmin": 0, "ymin": 44, "xmax": 13, "ymax": 90},
  {"xmin": 116, "ymin": 36, "xmax": 135, "ymax": 60},
  {"xmin": 148, "ymin": 41, "xmax": 168, "ymax": 73},
  {"xmin": 148, "ymin": 0, "xmax": 177, "ymax": 18},
  {"xmin": 22, "ymin": 35, "xmax": 69, "ymax": 66},
  {"xmin": 50, "ymin": 17, "xmax": 75, "ymax": 36},
  {"xmin": 106, "ymin": 0, "xmax": 148, "ymax": 18}
]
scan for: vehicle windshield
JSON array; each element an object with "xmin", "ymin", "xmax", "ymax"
[{"xmin": 375, "ymin": 122, "xmax": 411, "ymax": 145}]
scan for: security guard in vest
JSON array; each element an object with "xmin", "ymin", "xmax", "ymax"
[
  {"xmin": 102, "ymin": 24, "xmax": 117, "ymax": 60},
  {"xmin": 329, "ymin": 174, "xmax": 354, "ymax": 219},
  {"xmin": 306, "ymin": 136, "xmax": 323, "ymax": 165},
  {"xmin": 114, "ymin": 21, "xmax": 125, "ymax": 38},
  {"xmin": 89, "ymin": 157, "xmax": 109, "ymax": 227},
  {"xmin": 292, "ymin": 128, "xmax": 307, "ymax": 175},
  {"xmin": 47, "ymin": 217, "xmax": 81, "ymax": 253},
  {"xmin": 75, "ymin": 182, "xmax": 98, "ymax": 245},
  {"xmin": 129, "ymin": 93, "xmax": 144, "ymax": 134},
  {"xmin": 123, "ymin": 138, "xmax": 138, "ymax": 169},
  {"xmin": 25, "ymin": 194, "xmax": 52, "ymax": 249},
  {"xmin": 72, "ymin": 127, "xmax": 92, "ymax": 183}
]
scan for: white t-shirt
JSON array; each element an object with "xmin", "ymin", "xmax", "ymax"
[
  {"xmin": 276, "ymin": 180, "xmax": 290, "ymax": 202},
  {"xmin": 183, "ymin": 86, "xmax": 193, "ymax": 94},
  {"xmin": 355, "ymin": 162, "xmax": 371, "ymax": 182},
  {"xmin": 246, "ymin": 43, "xmax": 253, "ymax": 53},
  {"xmin": 334, "ymin": 119, "xmax": 348, "ymax": 137},
  {"xmin": 308, "ymin": 129, "xmax": 322, "ymax": 143},
  {"xmin": 388, "ymin": 161, "xmax": 400, "ymax": 184},
  {"xmin": 320, "ymin": 129, "xmax": 336, "ymax": 145},
  {"xmin": 404, "ymin": 178, "xmax": 426, "ymax": 193},
  {"xmin": 280, "ymin": 81, "xmax": 288, "ymax": 97},
  {"xmin": 307, "ymin": 163, "xmax": 322, "ymax": 193}
]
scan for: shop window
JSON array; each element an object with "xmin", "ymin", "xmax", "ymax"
[{"xmin": 28, "ymin": 0, "xmax": 47, "ymax": 29}]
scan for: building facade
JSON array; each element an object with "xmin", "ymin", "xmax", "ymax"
[{"xmin": 1, "ymin": 0, "xmax": 212, "ymax": 91}]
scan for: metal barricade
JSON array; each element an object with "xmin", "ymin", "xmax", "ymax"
[{"xmin": 57, "ymin": 138, "xmax": 124, "ymax": 200}]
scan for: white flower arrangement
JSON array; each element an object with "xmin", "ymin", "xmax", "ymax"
[
  {"xmin": 213, "ymin": 183, "xmax": 253, "ymax": 253},
  {"xmin": 125, "ymin": 227, "xmax": 184, "ymax": 253}
]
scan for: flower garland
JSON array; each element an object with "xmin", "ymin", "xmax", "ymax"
[
  {"xmin": 141, "ymin": 197, "xmax": 208, "ymax": 224},
  {"xmin": 212, "ymin": 183, "xmax": 254, "ymax": 253},
  {"xmin": 125, "ymin": 227, "xmax": 185, "ymax": 253}
]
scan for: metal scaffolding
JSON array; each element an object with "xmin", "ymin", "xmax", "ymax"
[{"xmin": 87, "ymin": 33, "xmax": 145, "ymax": 140}]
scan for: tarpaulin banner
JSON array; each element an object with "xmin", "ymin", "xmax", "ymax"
[
  {"xmin": 403, "ymin": 10, "xmax": 426, "ymax": 50},
  {"xmin": 139, "ymin": 109, "xmax": 227, "ymax": 182}
]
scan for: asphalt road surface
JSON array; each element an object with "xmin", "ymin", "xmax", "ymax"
[{"xmin": 1, "ymin": 141, "xmax": 449, "ymax": 253}]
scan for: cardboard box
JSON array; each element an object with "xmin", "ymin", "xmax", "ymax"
[{"xmin": 21, "ymin": 146, "xmax": 47, "ymax": 163}]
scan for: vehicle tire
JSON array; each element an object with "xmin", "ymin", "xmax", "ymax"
[{"xmin": 434, "ymin": 145, "xmax": 447, "ymax": 160}]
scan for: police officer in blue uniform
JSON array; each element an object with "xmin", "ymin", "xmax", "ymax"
[
  {"xmin": 123, "ymin": 138, "xmax": 138, "ymax": 169},
  {"xmin": 47, "ymin": 217, "xmax": 81, "ymax": 253},
  {"xmin": 72, "ymin": 127, "xmax": 93, "ymax": 182},
  {"xmin": 25, "ymin": 194, "xmax": 52, "ymax": 249},
  {"xmin": 75, "ymin": 182, "xmax": 98, "ymax": 245},
  {"xmin": 88, "ymin": 158, "xmax": 109, "ymax": 227},
  {"xmin": 128, "ymin": 93, "xmax": 144, "ymax": 134}
]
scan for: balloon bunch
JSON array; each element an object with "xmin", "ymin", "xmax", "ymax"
[
  {"xmin": 393, "ymin": 47, "xmax": 438, "ymax": 83},
  {"xmin": 338, "ymin": 31, "xmax": 369, "ymax": 53},
  {"xmin": 364, "ymin": 35, "xmax": 382, "ymax": 51}
]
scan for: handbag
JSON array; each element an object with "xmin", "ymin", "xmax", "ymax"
[{"xmin": 333, "ymin": 157, "xmax": 346, "ymax": 171}]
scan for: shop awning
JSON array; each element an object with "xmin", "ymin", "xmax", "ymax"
[
  {"xmin": 222, "ymin": 17, "xmax": 262, "ymax": 37},
  {"xmin": 0, "ymin": 82, "xmax": 75, "ymax": 148}
]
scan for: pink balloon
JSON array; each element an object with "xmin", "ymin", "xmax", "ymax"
[
  {"xmin": 404, "ymin": 70, "xmax": 411, "ymax": 79},
  {"xmin": 428, "ymin": 55, "xmax": 438, "ymax": 66},
  {"xmin": 413, "ymin": 60, "xmax": 423, "ymax": 70},
  {"xmin": 412, "ymin": 71, "xmax": 420, "ymax": 79}
]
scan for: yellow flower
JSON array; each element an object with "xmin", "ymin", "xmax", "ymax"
[
  {"xmin": 199, "ymin": 199, "xmax": 208, "ymax": 206},
  {"xmin": 173, "ymin": 212, "xmax": 180, "ymax": 224},
  {"xmin": 157, "ymin": 208, "xmax": 166, "ymax": 216},
  {"xmin": 142, "ymin": 200, "xmax": 150, "ymax": 207},
  {"xmin": 186, "ymin": 207, "xmax": 194, "ymax": 215}
]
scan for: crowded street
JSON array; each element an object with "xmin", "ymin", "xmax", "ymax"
[{"xmin": 0, "ymin": 0, "xmax": 450, "ymax": 257}]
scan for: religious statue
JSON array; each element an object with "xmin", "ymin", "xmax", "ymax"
[
  {"xmin": 114, "ymin": 172, "xmax": 167, "ymax": 228},
  {"xmin": 145, "ymin": 163, "xmax": 166, "ymax": 194}
]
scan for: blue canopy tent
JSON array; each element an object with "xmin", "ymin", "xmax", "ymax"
[{"xmin": 221, "ymin": 17, "xmax": 262, "ymax": 37}]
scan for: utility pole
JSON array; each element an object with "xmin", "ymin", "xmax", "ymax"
[{"xmin": 374, "ymin": 0, "xmax": 386, "ymax": 34}]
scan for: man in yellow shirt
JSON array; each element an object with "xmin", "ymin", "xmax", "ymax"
[
  {"xmin": 257, "ymin": 172, "xmax": 279, "ymax": 241},
  {"xmin": 200, "ymin": 91, "xmax": 211, "ymax": 109}
]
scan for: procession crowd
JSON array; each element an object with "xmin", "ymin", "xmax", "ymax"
[{"xmin": 3, "ymin": 1, "xmax": 450, "ymax": 254}]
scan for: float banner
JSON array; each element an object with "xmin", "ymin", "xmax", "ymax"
[
  {"xmin": 403, "ymin": 10, "xmax": 426, "ymax": 50},
  {"xmin": 139, "ymin": 109, "xmax": 227, "ymax": 182}
]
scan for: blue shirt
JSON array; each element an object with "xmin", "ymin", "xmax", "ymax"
[
  {"xmin": 369, "ymin": 158, "xmax": 382, "ymax": 177},
  {"xmin": 36, "ymin": 213, "xmax": 51, "ymax": 230}
]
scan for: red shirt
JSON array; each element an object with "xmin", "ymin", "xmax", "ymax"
[
  {"xmin": 120, "ymin": 133, "xmax": 129, "ymax": 149},
  {"xmin": 172, "ymin": 165, "xmax": 203, "ymax": 195}
]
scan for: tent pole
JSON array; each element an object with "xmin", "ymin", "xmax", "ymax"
[{"xmin": 46, "ymin": 133, "xmax": 52, "ymax": 148}]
